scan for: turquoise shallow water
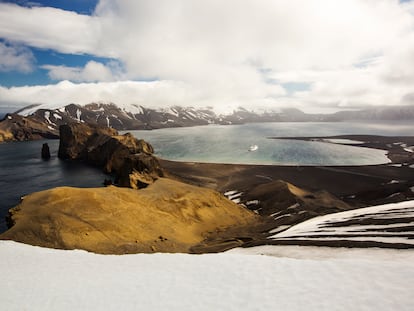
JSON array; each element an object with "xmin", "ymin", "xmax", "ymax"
[{"xmin": 129, "ymin": 121, "xmax": 414, "ymax": 166}]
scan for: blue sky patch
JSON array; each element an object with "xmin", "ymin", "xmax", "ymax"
[
  {"xmin": 33, "ymin": 48, "xmax": 111, "ymax": 68},
  {"xmin": 282, "ymin": 82, "xmax": 310, "ymax": 95},
  {"xmin": 0, "ymin": 0, "xmax": 99, "ymax": 15},
  {"xmin": 0, "ymin": 40, "xmax": 117, "ymax": 86}
]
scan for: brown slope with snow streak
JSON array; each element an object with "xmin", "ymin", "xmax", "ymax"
[{"xmin": 269, "ymin": 200, "xmax": 414, "ymax": 248}]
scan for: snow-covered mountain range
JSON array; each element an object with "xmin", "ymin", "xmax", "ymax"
[
  {"xmin": 1, "ymin": 102, "xmax": 414, "ymax": 142},
  {"xmin": 14, "ymin": 102, "xmax": 324, "ymax": 131},
  {"xmin": 15, "ymin": 102, "xmax": 414, "ymax": 132}
]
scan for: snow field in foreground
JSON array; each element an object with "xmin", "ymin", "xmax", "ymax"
[{"xmin": 1, "ymin": 241, "xmax": 413, "ymax": 311}]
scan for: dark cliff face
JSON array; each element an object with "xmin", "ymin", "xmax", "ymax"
[
  {"xmin": 58, "ymin": 123, "xmax": 163, "ymax": 189},
  {"xmin": 58, "ymin": 123, "xmax": 118, "ymax": 160}
]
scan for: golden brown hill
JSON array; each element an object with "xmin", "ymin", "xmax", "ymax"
[{"xmin": 0, "ymin": 178, "xmax": 258, "ymax": 254}]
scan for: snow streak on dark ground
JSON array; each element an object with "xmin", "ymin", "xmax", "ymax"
[{"xmin": 270, "ymin": 201, "xmax": 414, "ymax": 248}]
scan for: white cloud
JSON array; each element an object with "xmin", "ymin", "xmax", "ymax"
[
  {"xmin": 1, "ymin": 0, "xmax": 414, "ymax": 112},
  {"xmin": 0, "ymin": 3, "xmax": 101, "ymax": 55},
  {"xmin": 42, "ymin": 61, "xmax": 116, "ymax": 82},
  {"xmin": 0, "ymin": 80, "xmax": 200, "ymax": 110},
  {"xmin": 0, "ymin": 42, "xmax": 34, "ymax": 73},
  {"xmin": 377, "ymin": 34, "xmax": 414, "ymax": 86},
  {"xmin": 91, "ymin": 0, "xmax": 413, "ymax": 76},
  {"xmin": 0, "ymin": 80, "xmax": 285, "ymax": 114}
]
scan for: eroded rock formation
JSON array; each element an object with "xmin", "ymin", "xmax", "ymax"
[{"xmin": 58, "ymin": 123, "xmax": 163, "ymax": 188}]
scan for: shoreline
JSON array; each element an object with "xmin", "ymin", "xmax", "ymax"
[
  {"xmin": 162, "ymin": 134, "xmax": 414, "ymax": 207},
  {"xmin": 269, "ymin": 134, "xmax": 414, "ymax": 164}
]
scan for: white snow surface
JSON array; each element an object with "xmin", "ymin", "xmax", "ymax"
[
  {"xmin": 226, "ymin": 191, "xmax": 242, "ymax": 201},
  {"xmin": 53, "ymin": 113, "xmax": 62, "ymax": 120},
  {"xmin": 43, "ymin": 111, "xmax": 57, "ymax": 126},
  {"xmin": 387, "ymin": 179, "xmax": 400, "ymax": 184},
  {"xmin": 75, "ymin": 109, "xmax": 82, "ymax": 121},
  {"xmin": 231, "ymin": 198, "xmax": 241, "ymax": 204},
  {"xmin": 224, "ymin": 190, "xmax": 239, "ymax": 196},
  {"xmin": 1, "ymin": 241, "xmax": 413, "ymax": 311}
]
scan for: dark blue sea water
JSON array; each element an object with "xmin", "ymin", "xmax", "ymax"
[{"xmin": 0, "ymin": 140, "xmax": 108, "ymax": 232}]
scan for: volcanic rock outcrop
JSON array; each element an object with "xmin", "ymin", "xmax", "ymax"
[
  {"xmin": 58, "ymin": 123, "xmax": 163, "ymax": 188},
  {"xmin": 0, "ymin": 178, "xmax": 258, "ymax": 254},
  {"xmin": 41, "ymin": 143, "xmax": 51, "ymax": 160}
]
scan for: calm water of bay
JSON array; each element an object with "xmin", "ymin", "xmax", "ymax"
[
  {"xmin": 0, "ymin": 121, "xmax": 414, "ymax": 233},
  {"xmin": 130, "ymin": 121, "xmax": 414, "ymax": 166}
]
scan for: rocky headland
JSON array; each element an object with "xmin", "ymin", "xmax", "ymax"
[{"xmin": 57, "ymin": 123, "xmax": 163, "ymax": 188}]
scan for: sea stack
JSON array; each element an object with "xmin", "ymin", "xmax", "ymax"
[{"xmin": 41, "ymin": 143, "xmax": 51, "ymax": 160}]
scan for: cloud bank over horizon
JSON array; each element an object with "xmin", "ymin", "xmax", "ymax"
[{"xmin": 1, "ymin": 0, "xmax": 414, "ymax": 113}]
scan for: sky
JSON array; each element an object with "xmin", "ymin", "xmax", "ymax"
[{"xmin": 1, "ymin": 0, "xmax": 414, "ymax": 114}]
